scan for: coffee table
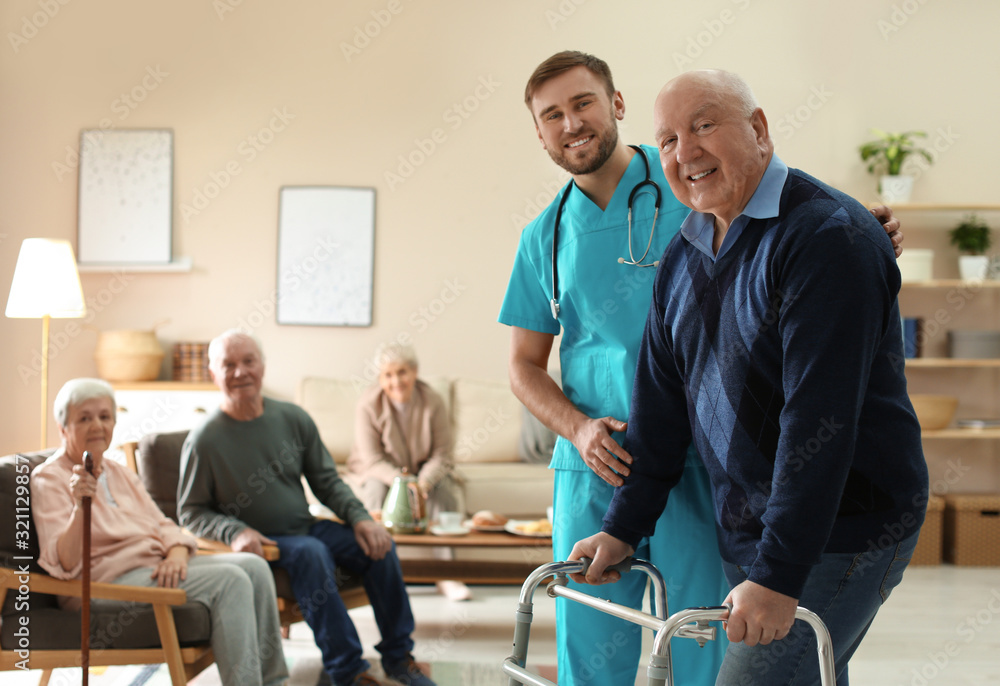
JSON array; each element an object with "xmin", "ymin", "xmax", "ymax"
[{"xmin": 391, "ymin": 529, "xmax": 552, "ymax": 585}]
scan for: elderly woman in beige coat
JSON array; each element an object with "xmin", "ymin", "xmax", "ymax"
[{"xmin": 348, "ymin": 343, "xmax": 464, "ymax": 520}]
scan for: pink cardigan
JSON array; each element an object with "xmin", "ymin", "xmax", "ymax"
[
  {"xmin": 31, "ymin": 450, "xmax": 197, "ymax": 607},
  {"xmin": 347, "ymin": 380, "xmax": 454, "ymax": 488}
]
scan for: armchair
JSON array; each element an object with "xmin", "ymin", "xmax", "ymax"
[
  {"xmin": 0, "ymin": 450, "xmax": 214, "ymax": 686},
  {"xmin": 122, "ymin": 431, "xmax": 369, "ymax": 637}
]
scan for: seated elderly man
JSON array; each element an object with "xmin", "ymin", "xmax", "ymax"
[
  {"xmin": 177, "ymin": 330, "xmax": 436, "ymax": 686},
  {"xmin": 32, "ymin": 378, "xmax": 287, "ymax": 686},
  {"xmin": 348, "ymin": 342, "xmax": 463, "ymax": 520},
  {"xmin": 572, "ymin": 70, "xmax": 929, "ymax": 686}
]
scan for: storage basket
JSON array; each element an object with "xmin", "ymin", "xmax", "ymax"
[
  {"xmin": 944, "ymin": 494, "xmax": 1000, "ymax": 566},
  {"xmin": 94, "ymin": 329, "xmax": 164, "ymax": 381},
  {"xmin": 910, "ymin": 495, "xmax": 945, "ymax": 565}
]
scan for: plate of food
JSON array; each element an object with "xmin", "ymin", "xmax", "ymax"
[
  {"xmin": 465, "ymin": 510, "xmax": 509, "ymax": 532},
  {"xmin": 504, "ymin": 518, "xmax": 553, "ymax": 538}
]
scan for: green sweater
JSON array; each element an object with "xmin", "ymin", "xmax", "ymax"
[{"xmin": 177, "ymin": 398, "xmax": 370, "ymax": 544}]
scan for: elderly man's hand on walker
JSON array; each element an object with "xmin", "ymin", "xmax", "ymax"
[
  {"xmin": 567, "ymin": 532, "xmax": 635, "ymax": 584},
  {"xmin": 722, "ymin": 580, "xmax": 798, "ymax": 646}
]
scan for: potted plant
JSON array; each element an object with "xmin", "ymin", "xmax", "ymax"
[
  {"xmin": 858, "ymin": 129, "xmax": 933, "ymax": 203},
  {"xmin": 949, "ymin": 214, "xmax": 992, "ymax": 280}
]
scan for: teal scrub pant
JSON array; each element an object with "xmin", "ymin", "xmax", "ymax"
[{"xmin": 552, "ymin": 462, "xmax": 728, "ymax": 686}]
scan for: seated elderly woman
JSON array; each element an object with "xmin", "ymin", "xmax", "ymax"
[
  {"xmin": 31, "ymin": 378, "xmax": 288, "ymax": 686},
  {"xmin": 348, "ymin": 343, "xmax": 463, "ymax": 520}
]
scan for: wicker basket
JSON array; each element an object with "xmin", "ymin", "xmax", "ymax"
[
  {"xmin": 944, "ymin": 494, "xmax": 1000, "ymax": 566},
  {"xmin": 911, "ymin": 495, "xmax": 945, "ymax": 565},
  {"xmin": 94, "ymin": 329, "xmax": 165, "ymax": 381}
]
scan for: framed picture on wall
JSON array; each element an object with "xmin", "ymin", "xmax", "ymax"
[
  {"xmin": 276, "ymin": 186, "xmax": 375, "ymax": 327},
  {"xmin": 77, "ymin": 129, "xmax": 173, "ymax": 265}
]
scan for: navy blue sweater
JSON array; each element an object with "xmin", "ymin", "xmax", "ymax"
[{"xmin": 604, "ymin": 167, "xmax": 928, "ymax": 599}]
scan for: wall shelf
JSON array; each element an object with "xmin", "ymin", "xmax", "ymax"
[
  {"xmin": 78, "ymin": 257, "xmax": 193, "ymax": 273},
  {"xmin": 890, "ymin": 204, "xmax": 1000, "ymax": 212},
  {"xmin": 922, "ymin": 428, "xmax": 1000, "ymax": 439},
  {"xmin": 901, "ymin": 279, "xmax": 1000, "ymax": 289},
  {"xmin": 906, "ymin": 358, "xmax": 1000, "ymax": 368}
]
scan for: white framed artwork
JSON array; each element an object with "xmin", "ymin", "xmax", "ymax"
[
  {"xmin": 276, "ymin": 186, "xmax": 375, "ymax": 327},
  {"xmin": 77, "ymin": 129, "xmax": 173, "ymax": 265}
]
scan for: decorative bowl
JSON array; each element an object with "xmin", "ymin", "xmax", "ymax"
[{"xmin": 909, "ymin": 394, "xmax": 959, "ymax": 431}]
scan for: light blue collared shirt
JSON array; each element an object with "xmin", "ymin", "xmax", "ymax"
[{"xmin": 679, "ymin": 155, "xmax": 789, "ymax": 261}]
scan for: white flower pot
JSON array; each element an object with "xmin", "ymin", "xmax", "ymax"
[
  {"xmin": 959, "ymin": 255, "xmax": 989, "ymax": 281},
  {"xmin": 879, "ymin": 175, "xmax": 914, "ymax": 204}
]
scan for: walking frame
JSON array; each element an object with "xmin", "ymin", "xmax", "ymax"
[{"xmin": 502, "ymin": 558, "xmax": 836, "ymax": 686}]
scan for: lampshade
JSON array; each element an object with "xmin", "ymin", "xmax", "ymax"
[{"xmin": 6, "ymin": 238, "xmax": 86, "ymax": 318}]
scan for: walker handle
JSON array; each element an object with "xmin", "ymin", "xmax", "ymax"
[{"xmin": 577, "ymin": 556, "xmax": 634, "ymax": 578}]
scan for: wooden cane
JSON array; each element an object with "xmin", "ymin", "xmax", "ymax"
[{"xmin": 81, "ymin": 451, "xmax": 93, "ymax": 686}]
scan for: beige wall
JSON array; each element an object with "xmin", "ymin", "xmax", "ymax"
[{"xmin": 2, "ymin": 0, "xmax": 999, "ymax": 455}]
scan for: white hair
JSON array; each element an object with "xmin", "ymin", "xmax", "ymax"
[
  {"xmin": 208, "ymin": 329, "xmax": 265, "ymax": 368},
  {"xmin": 374, "ymin": 342, "xmax": 418, "ymax": 371},
  {"xmin": 54, "ymin": 378, "xmax": 115, "ymax": 428}
]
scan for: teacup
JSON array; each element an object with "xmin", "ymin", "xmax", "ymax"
[{"xmin": 438, "ymin": 511, "xmax": 463, "ymax": 530}]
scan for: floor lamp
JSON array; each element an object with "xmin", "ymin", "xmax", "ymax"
[{"xmin": 6, "ymin": 238, "xmax": 87, "ymax": 449}]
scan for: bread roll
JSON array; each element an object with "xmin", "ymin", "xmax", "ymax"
[{"xmin": 472, "ymin": 510, "xmax": 509, "ymax": 527}]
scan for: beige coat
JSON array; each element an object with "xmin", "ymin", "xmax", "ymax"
[{"xmin": 347, "ymin": 379, "xmax": 453, "ymax": 489}]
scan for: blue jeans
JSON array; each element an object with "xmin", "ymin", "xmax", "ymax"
[
  {"xmin": 715, "ymin": 530, "xmax": 919, "ymax": 686},
  {"xmin": 270, "ymin": 520, "xmax": 415, "ymax": 685}
]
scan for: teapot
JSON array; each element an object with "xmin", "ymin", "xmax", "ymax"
[{"xmin": 381, "ymin": 469, "xmax": 426, "ymax": 534}]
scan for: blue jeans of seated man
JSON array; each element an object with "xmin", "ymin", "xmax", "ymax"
[
  {"xmin": 271, "ymin": 519, "xmax": 416, "ymax": 685},
  {"xmin": 715, "ymin": 530, "xmax": 919, "ymax": 686}
]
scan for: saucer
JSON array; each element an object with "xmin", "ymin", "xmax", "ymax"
[{"xmin": 430, "ymin": 524, "xmax": 471, "ymax": 537}]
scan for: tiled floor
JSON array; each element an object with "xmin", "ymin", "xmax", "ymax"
[{"xmin": 10, "ymin": 565, "xmax": 1000, "ymax": 685}]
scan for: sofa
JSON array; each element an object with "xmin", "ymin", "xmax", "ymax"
[{"xmin": 298, "ymin": 375, "xmax": 556, "ymax": 520}]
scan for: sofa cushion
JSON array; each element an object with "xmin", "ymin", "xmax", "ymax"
[
  {"xmin": 455, "ymin": 462, "xmax": 553, "ymax": 518},
  {"xmin": 1, "ymin": 599, "xmax": 211, "ymax": 650},
  {"xmin": 137, "ymin": 430, "xmax": 189, "ymax": 522},
  {"xmin": 299, "ymin": 376, "xmax": 365, "ymax": 463},
  {"xmin": 451, "ymin": 379, "xmax": 523, "ymax": 463}
]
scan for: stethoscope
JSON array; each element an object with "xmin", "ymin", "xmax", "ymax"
[{"xmin": 550, "ymin": 144, "xmax": 661, "ymax": 320}]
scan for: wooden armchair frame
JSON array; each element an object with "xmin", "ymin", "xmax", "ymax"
[
  {"xmin": 0, "ymin": 568, "xmax": 213, "ymax": 686},
  {"xmin": 121, "ymin": 440, "xmax": 369, "ymax": 638}
]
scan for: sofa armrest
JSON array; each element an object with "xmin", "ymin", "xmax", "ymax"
[{"xmin": 194, "ymin": 537, "xmax": 281, "ymax": 562}]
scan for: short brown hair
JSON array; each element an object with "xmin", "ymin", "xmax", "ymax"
[{"xmin": 524, "ymin": 50, "xmax": 616, "ymax": 109}]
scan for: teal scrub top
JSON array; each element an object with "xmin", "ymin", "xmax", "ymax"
[{"xmin": 498, "ymin": 145, "xmax": 690, "ymax": 471}]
